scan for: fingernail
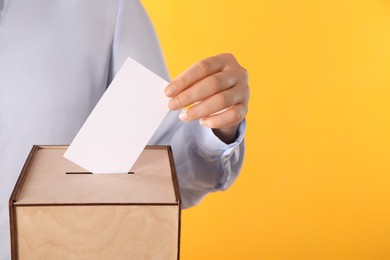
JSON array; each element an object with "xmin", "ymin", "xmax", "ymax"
[
  {"xmin": 165, "ymin": 86, "xmax": 176, "ymax": 97},
  {"xmin": 179, "ymin": 110, "xmax": 188, "ymax": 121},
  {"xmin": 199, "ymin": 118, "xmax": 208, "ymax": 127},
  {"xmin": 169, "ymin": 99, "xmax": 180, "ymax": 110}
]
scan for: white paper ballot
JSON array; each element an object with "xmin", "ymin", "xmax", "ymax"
[{"xmin": 64, "ymin": 57, "xmax": 169, "ymax": 174}]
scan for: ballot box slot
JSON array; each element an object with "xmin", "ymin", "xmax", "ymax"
[{"xmin": 66, "ymin": 171, "xmax": 135, "ymax": 174}]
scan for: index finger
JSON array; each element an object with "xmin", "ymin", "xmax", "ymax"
[{"xmin": 164, "ymin": 54, "xmax": 229, "ymax": 97}]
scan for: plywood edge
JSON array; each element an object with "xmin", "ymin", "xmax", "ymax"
[
  {"xmin": 9, "ymin": 145, "xmax": 41, "ymax": 260},
  {"xmin": 144, "ymin": 145, "xmax": 168, "ymax": 149},
  {"xmin": 13, "ymin": 203, "xmax": 180, "ymax": 207},
  {"xmin": 165, "ymin": 145, "xmax": 182, "ymax": 260},
  {"xmin": 35, "ymin": 144, "xmax": 69, "ymax": 149},
  {"xmin": 9, "ymin": 146, "xmax": 40, "ymax": 205},
  {"xmin": 166, "ymin": 146, "xmax": 181, "ymax": 205}
]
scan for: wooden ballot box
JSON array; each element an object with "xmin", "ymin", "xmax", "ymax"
[{"xmin": 9, "ymin": 145, "xmax": 181, "ymax": 260}]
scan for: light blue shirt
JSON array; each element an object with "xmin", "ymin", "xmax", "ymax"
[{"xmin": 0, "ymin": 0, "xmax": 245, "ymax": 258}]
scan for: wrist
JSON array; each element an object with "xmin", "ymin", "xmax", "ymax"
[{"xmin": 212, "ymin": 125, "xmax": 239, "ymax": 144}]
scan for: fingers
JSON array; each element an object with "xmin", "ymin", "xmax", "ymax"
[
  {"xmin": 178, "ymin": 82, "xmax": 248, "ymax": 122},
  {"xmin": 168, "ymin": 69, "xmax": 240, "ymax": 110},
  {"xmin": 165, "ymin": 53, "xmax": 237, "ymax": 98},
  {"xmin": 200, "ymin": 103, "xmax": 248, "ymax": 129},
  {"xmin": 165, "ymin": 53, "xmax": 249, "ymax": 131}
]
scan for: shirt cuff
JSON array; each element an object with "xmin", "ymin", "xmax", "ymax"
[{"xmin": 191, "ymin": 119, "xmax": 246, "ymax": 158}]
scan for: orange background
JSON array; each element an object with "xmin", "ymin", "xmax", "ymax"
[{"xmin": 142, "ymin": 1, "xmax": 390, "ymax": 259}]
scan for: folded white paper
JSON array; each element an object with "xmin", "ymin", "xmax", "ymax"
[{"xmin": 64, "ymin": 57, "xmax": 169, "ymax": 174}]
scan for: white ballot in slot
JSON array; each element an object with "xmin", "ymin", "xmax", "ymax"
[{"xmin": 64, "ymin": 57, "xmax": 170, "ymax": 174}]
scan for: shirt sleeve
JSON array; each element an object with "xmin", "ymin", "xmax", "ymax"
[
  {"xmin": 109, "ymin": 0, "xmax": 246, "ymax": 209},
  {"xmin": 149, "ymin": 111, "xmax": 246, "ymax": 208}
]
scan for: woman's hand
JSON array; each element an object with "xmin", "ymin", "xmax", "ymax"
[{"xmin": 165, "ymin": 53, "xmax": 249, "ymax": 144}]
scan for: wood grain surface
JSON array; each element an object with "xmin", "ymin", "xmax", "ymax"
[
  {"xmin": 16, "ymin": 205, "xmax": 179, "ymax": 259},
  {"xmin": 15, "ymin": 146, "xmax": 177, "ymax": 204}
]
